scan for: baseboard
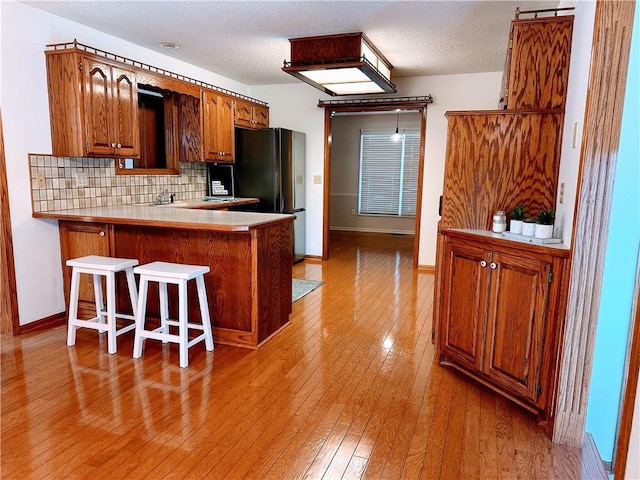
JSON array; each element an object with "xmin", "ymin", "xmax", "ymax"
[
  {"xmin": 18, "ymin": 311, "xmax": 66, "ymax": 335},
  {"xmin": 418, "ymin": 264, "xmax": 436, "ymax": 274},
  {"xmin": 302, "ymin": 255, "xmax": 323, "ymax": 263},
  {"xmin": 330, "ymin": 226, "xmax": 415, "ymax": 235}
]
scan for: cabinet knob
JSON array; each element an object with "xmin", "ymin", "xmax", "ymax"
[
  {"xmin": 111, "ymin": 142, "xmax": 116, "ymax": 148},
  {"xmin": 490, "ymin": 262, "xmax": 497, "ymax": 269},
  {"xmin": 99, "ymin": 231, "xmax": 105, "ymax": 237},
  {"xmin": 117, "ymin": 143, "xmax": 122, "ymax": 148},
  {"xmin": 480, "ymin": 260, "xmax": 487, "ymax": 268}
]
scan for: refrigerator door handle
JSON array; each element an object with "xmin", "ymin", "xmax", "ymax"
[{"xmin": 283, "ymin": 208, "xmax": 305, "ymax": 214}]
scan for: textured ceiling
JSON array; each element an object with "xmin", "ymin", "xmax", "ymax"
[{"xmin": 24, "ymin": 0, "xmax": 561, "ymax": 86}]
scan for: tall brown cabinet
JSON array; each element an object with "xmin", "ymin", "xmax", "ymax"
[{"xmin": 434, "ymin": 9, "xmax": 574, "ymax": 437}]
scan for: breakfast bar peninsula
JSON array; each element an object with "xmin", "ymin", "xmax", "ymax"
[{"xmin": 35, "ymin": 205, "xmax": 294, "ymax": 349}]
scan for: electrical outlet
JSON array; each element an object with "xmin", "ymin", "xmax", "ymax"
[
  {"xmin": 36, "ymin": 172, "xmax": 46, "ymax": 189},
  {"xmin": 559, "ymin": 182, "xmax": 565, "ymax": 204},
  {"xmin": 313, "ymin": 175, "xmax": 322, "ymax": 185},
  {"xmin": 75, "ymin": 171, "xmax": 88, "ymax": 187},
  {"xmin": 351, "ymin": 209, "xmax": 356, "ymax": 216}
]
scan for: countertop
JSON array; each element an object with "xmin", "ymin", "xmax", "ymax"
[
  {"xmin": 160, "ymin": 197, "xmax": 259, "ymax": 210},
  {"xmin": 441, "ymin": 228, "xmax": 571, "ymax": 257},
  {"xmin": 33, "ymin": 203, "xmax": 294, "ymax": 232}
]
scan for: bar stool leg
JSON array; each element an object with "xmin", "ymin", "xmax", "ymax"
[
  {"xmin": 178, "ymin": 279, "xmax": 189, "ymax": 368},
  {"xmin": 125, "ymin": 268, "xmax": 138, "ymax": 318},
  {"xmin": 93, "ymin": 273, "xmax": 104, "ymax": 327},
  {"xmin": 67, "ymin": 268, "xmax": 81, "ymax": 347},
  {"xmin": 159, "ymin": 282, "xmax": 169, "ymax": 343},
  {"xmin": 196, "ymin": 275, "xmax": 214, "ymax": 351},
  {"xmin": 133, "ymin": 276, "xmax": 149, "ymax": 359},
  {"xmin": 105, "ymin": 272, "xmax": 117, "ymax": 354}
]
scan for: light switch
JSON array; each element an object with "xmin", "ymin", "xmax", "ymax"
[
  {"xmin": 313, "ymin": 175, "xmax": 322, "ymax": 184},
  {"xmin": 75, "ymin": 171, "xmax": 88, "ymax": 187},
  {"xmin": 559, "ymin": 182, "xmax": 565, "ymax": 204},
  {"xmin": 296, "ymin": 175, "xmax": 303, "ymax": 184}
]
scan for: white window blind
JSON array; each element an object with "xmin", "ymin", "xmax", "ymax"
[{"xmin": 358, "ymin": 129, "xmax": 420, "ymax": 217}]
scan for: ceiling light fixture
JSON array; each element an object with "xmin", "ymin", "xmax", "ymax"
[
  {"xmin": 282, "ymin": 32, "xmax": 396, "ymax": 96},
  {"xmin": 158, "ymin": 42, "xmax": 180, "ymax": 49}
]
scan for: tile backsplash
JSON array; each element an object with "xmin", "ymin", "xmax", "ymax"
[{"xmin": 29, "ymin": 155, "xmax": 208, "ymax": 212}]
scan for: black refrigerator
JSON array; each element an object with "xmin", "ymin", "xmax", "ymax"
[{"xmin": 234, "ymin": 128, "xmax": 306, "ymax": 263}]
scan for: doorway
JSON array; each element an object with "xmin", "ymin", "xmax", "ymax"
[{"xmin": 321, "ymin": 97, "xmax": 431, "ymax": 267}]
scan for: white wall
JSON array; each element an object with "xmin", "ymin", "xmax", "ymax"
[
  {"xmin": 555, "ymin": 0, "xmax": 596, "ymax": 246},
  {"xmin": 1, "ymin": 2, "xmax": 250, "ymax": 325},
  {"xmin": 252, "ymin": 71, "xmax": 504, "ymax": 266}
]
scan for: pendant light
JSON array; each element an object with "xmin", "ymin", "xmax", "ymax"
[{"xmin": 391, "ymin": 111, "xmax": 402, "ymax": 142}]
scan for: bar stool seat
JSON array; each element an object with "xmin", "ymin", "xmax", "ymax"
[
  {"xmin": 66, "ymin": 255, "xmax": 139, "ymax": 354},
  {"xmin": 133, "ymin": 261, "xmax": 214, "ymax": 368}
]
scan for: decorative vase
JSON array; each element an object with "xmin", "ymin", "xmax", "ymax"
[
  {"xmin": 510, "ymin": 219, "xmax": 523, "ymax": 234},
  {"xmin": 522, "ymin": 221, "xmax": 536, "ymax": 237},
  {"xmin": 535, "ymin": 223, "xmax": 554, "ymax": 239}
]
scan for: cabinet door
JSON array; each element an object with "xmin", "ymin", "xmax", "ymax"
[
  {"xmin": 203, "ymin": 92, "xmax": 234, "ymax": 162},
  {"xmin": 506, "ymin": 16, "xmax": 573, "ymax": 110},
  {"xmin": 59, "ymin": 221, "xmax": 111, "ymax": 319},
  {"xmin": 253, "ymin": 104, "xmax": 269, "ymax": 128},
  {"xmin": 82, "ymin": 58, "xmax": 113, "ymax": 156},
  {"xmin": 483, "ymin": 251, "xmax": 550, "ymax": 403},
  {"xmin": 81, "ymin": 58, "xmax": 139, "ymax": 157},
  {"xmin": 439, "ymin": 239, "xmax": 490, "ymax": 371},
  {"xmin": 110, "ymin": 66, "xmax": 139, "ymax": 156},
  {"xmin": 234, "ymin": 99, "xmax": 254, "ymax": 128},
  {"xmin": 216, "ymin": 94, "xmax": 235, "ymax": 162}
]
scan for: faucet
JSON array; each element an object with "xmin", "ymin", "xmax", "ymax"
[{"xmin": 156, "ymin": 188, "xmax": 169, "ymax": 205}]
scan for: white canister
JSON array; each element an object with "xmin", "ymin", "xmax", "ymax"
[{"xmin": 492, "ymin": 211, "xmax": 507, "ymax": 233}]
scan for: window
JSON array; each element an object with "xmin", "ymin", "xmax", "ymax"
[{"xmin": 358, "ymin": 129, "xmax": 420, "ymax": 217}]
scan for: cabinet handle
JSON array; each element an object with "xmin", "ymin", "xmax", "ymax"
[
  {"xmin": 490, "ymin": 262, "xmax": 497, "ymax": 269},
  {"xmin": 99, "ymin": 231, "xmax": 105, "ymax": 237},
  {"xmin": 480, "ymin": 260, "xmax": 487, "ymax": 268}
]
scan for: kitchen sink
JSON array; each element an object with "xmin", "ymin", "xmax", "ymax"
[{"xmin": 135, "ymin": 201, "xmax": 190, "ymax": 208}]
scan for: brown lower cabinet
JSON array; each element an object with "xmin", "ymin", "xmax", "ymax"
[
  {"xmin": 59, "ymin": 221, "xmax": 114, "ymax": 319},
  {"xmin": 437, "ymin": 229, "xmax": 570, "ymax": 432},
  {"xmin": 58, "ymin": 219, "xmax": 292, "ymax": 349}
]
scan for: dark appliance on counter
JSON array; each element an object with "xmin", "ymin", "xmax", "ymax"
[
  {"xmin": 234, "ymin": 128, "xmax": 306, "ymax": 263},
  {"xmin": 206, "ymin": 163, "xmax": 235, "ymax": 199}
]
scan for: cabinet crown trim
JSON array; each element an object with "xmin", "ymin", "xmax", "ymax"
[{"xmin": 46, "ymin": 40, "xmax": 268, "ymax": 107}]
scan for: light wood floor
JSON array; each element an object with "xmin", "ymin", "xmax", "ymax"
[{"xmin": 2, "ymin": 232, "xmax": 604, "ymax": 479}]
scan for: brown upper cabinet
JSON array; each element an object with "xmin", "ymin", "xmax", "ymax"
[
  {"xmin": 45, "ymin": 41, "xmax": 269, "ymax": 170},
  {"xmin": 203, "ymin": 91, "xmax": 235, "ymax": 162},
  {"xmin": 500, "ymin": 14, "xmax": 574, "ymax": 110},
  {"xmin": 46, "ymin": 51, "xmax": 140, "ymax": 158},
  {"xmin": 235, "ymin": 99, "xmax": 269, "ymax": 129}
]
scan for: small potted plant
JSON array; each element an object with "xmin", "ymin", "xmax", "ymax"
[
  {"xmin": 535, "ymin": 209, "xmax": 555, "ymax": 239},
  {"xmin": 522, "ymin": 217, "xmax": 537, "ymax": 236},
  {"xmin": 510, "ymin": 203, "xmax": 526, "ymax": 234}
]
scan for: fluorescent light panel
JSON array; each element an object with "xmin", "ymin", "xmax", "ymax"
[{"xmin": 283, "ymin": 32, "xmax": 396, "ymax": 96}]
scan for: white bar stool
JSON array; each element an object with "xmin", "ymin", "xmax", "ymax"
[
  {"xmin": 66, "ymin": 255, "xmax": 139, "ymax": 354},
  {"xmin": 133, "ymin": 261, "xmax": 214, "ymax": 368}
]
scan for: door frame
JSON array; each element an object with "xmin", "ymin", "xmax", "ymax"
[
  {"xmin": 320, "ymin": 97, "xmax": 431, "ymax": 267},
  {"xmin": 0, "ymin": 108, "xmax": 19, "ymax": 334}
]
